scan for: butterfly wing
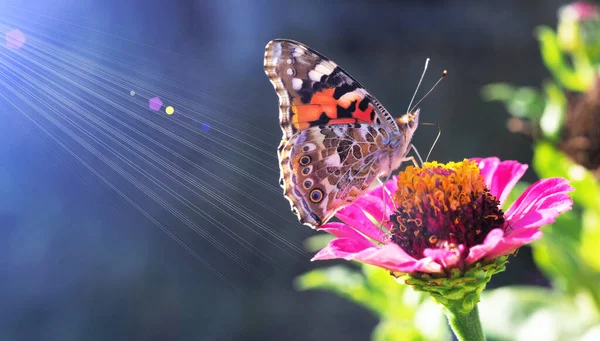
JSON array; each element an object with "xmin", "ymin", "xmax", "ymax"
[
  {"xmin": 264, "ymin": 39, "xmax": 412, "ymax": 228},
  {"xmin": 264, "ymin": 39, "xmax": 400, "ymax": 141},
  {"xmin": 278, "ymin": 124, "xmax": 395, "ymax": 227}
]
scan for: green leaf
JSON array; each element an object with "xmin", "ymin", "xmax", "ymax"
[
  {"xmin": 303, "ymin": 233, "xmax": 334, "ymax": 252},
  {"xmin": 295, "ymin": 265, "xmax": 386, "ymax": 316},
  {"xmin": 533, "ymin": 142, "xmax": 600, "ymax": 211},
  {"xmin": 540, "ymin": 81, "xmax": 567, "ymax": 141},
  {"xmin": 537, "ymin": 26, "xmax": 588, "ymax": 91},
  {"xmin": 481, "ymin": 84, "xmax": 545, "ymax": 119},
  {"xmin": 580, "ymin": 209, "xmax": 600, "ymax": 271},
  {"xmin": 414, "ymin": 300, "xmax": 451, "ymax": 341},
  {"xmin": 371, "ymin": 319, "xmax": 424, "ymax": 341},
  {"xmin": 531, "ymin": 210, "xmax": 583, "ymax": 293}
]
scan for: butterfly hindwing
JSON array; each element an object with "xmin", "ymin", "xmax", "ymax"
[{"xmin": 279, "ymin": 124, "xmax": 393, "ymax": 227}]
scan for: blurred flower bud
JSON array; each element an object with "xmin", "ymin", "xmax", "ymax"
[
  {"xmin": 560, "ymin": 1, "xmax": 600, "ymax": 22},
  {"xmin": 558, "ymin": 2, "xmax": 600, "ymax": 61}
]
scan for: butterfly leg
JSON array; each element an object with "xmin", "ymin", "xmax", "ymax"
[
  {"xmin": 406, "ymin": 144, "xmax": 435, "ymax": 175},
  {"xmin": 401, "ymin": 155, "xmax": 420, "ymax": 168},
  {"xmin": 375, "ymin": 176, "xmax": 398, "ymax": 233}
]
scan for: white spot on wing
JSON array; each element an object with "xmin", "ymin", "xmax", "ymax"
[
  {"xmin": 308, "ymin": 70, "xmax": 323, "ymax": 82},
  {"xmin": 292, "ymin": 78, "xmax": 302, "ymax": 90},
  {"xmin": 324, "ymin": 154, "xmax": 341, "ymax": 167},
  {"xmin": 338, "ymin": 89, "xmax": 367, "ymax": 107},
  {"xmin": 315, "ymin": 63, "xmax": 333, "ymax": 75},
  {"xmin": 286, "ymin": 68, "xmax": 294, "ymax": 76}
]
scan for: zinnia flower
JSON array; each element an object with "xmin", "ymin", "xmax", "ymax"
[
  {"xmin": 310, "ymin": 157, "xmax": 572, "ymax": 340},
  {"xmin": 313, "ymin": 158, "xmax": 573, "ymax": 303}
]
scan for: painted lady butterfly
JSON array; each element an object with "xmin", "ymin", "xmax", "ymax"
[{"xmin": 264, "ymin": 39, "xmax": 420, "ymax": 228}]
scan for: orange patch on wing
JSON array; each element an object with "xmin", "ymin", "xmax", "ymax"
[
  {"xmin": 291, "ymin": 88, "xmax": 340, "ymax": 127},
  {"xmin": 311, "ymin": 88, "xmax": 337, "ymax": 105},
  {"xmin": 352, "ymin": 105, "xmax": 374, "ymax": 123},
  {"xmin": 295, "ymin": 104, "xmax": 323, "ymax": 121},
  {"xmin": 289, "ymin": 88, "xmax": 374, "ymax": 129}
]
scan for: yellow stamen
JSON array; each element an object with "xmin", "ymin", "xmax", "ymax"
[{"xmin": 395, "ymin": 160, "xmax": 485, "ymax": 215}]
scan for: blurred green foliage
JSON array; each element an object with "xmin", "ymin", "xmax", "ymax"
[{"xmin": 481, "ymin": 2, "xmax": 600, "ymax": 339}]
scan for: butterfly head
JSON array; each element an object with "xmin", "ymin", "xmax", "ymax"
[{"xmin": 396, "ymin": 108, "xmax": 420, "ymax": 132}]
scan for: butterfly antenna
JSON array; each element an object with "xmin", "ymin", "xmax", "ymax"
[
  {"xmin": 420, "ymin": 123, "xmax": 442, "ymax": 162},
  {"xmin": 407, "ymin": 58, "xmax": 430, "ymax": 113},
  {"xmin": 409, "ymin": 70, "xmax": 448, "ymax": 113}
]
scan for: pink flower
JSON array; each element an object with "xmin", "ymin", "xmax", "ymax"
[
  {"xmin": 560, "ymin": 1, "xmax": 600, "ymax": 22},
  {"xmin": 312, "ymin": 158, "xmax": 574, "ymax": 275}
]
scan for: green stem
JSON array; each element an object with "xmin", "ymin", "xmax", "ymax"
[{"xmin": 443, "ymin": 304, "xmax": 485, "ymax": 341}]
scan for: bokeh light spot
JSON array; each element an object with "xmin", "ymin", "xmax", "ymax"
[
  {"xmin": 165, "ymin": 106, "xmax": 174, "ymax": 115},
  {"xmin": 6, "ymin": 29, "xmax": 25, "ymax": 49},
  {"xmin": 130, "ymin": 90, "xmax": 135, "ymax": 96},
  {"xmin": 201, "ymin": 123, "xmax": 210, "ymax": 132},
  {"xmin": 148, "ymin": 97, "xmax": 162, "ymax": 111}
]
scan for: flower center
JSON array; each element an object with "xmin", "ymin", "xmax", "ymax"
[{"xmin": 390, "ymin": 160, "xmax": 506, "ymax": 259}]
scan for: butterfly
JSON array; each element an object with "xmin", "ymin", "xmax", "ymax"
[{"xmin": 264, "ymin": 39, "xmax": 420, "ymax": 228}]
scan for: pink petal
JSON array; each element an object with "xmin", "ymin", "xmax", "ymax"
[
  {"xmin": 312, "ymin": 237, "xmax": 374, "ymax": 261},
  {"xmin": 366, "ymin": 176, "xmax": 398, "ymax": 212},
  {"xmin": 346, "ymin": 244, "xmax": 443, "ymax": 273},
  {"xmin": 318, "ymin": 222, "xmax": 374, "ymax": 242},
  {"xmin": 472, "ymin": 157, "xmax": 500, "ymax": 189},
  {"xmin": 465, "ymin": 228, "xmax": 504, "ymax": 264},
  {"xmin": 509, "ymin": 193, "xmax": 574, "ymax": 231},
  {"xmin": 312, "ymin": 241, "xmax": 443, "ymax": 274},
  {"xmin": 505, "ymin": 178, "xmax": 574, "ymax": 231},
  {"xmin": 472, "ymin": 157, "xmax": 528, "ymax": 205},
  {"xmin": 423, "ymin": 245, "xmax": 465, "ymax": 268},
  {"xmin": 483, "ymin": 229, "xmax": 543, "ymax": 260},
  {"xmin": 335, "ymin": 195, "xmax": 389, "ymax": 242}
]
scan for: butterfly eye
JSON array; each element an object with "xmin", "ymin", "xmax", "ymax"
[
  {"xmin": 301, "ymin": 166, "xmax": 312, "ymax": 175},
  {"xmin": 303, "ymin": 179, "xmax": 313, "ymax": 189},
  {"xmin": 299, "ymin": 155, "xmax": 311, "ymax": 166},
  {"xmin": 309, "ymin": 189, "xmax": 323, "ymax": 203}
]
